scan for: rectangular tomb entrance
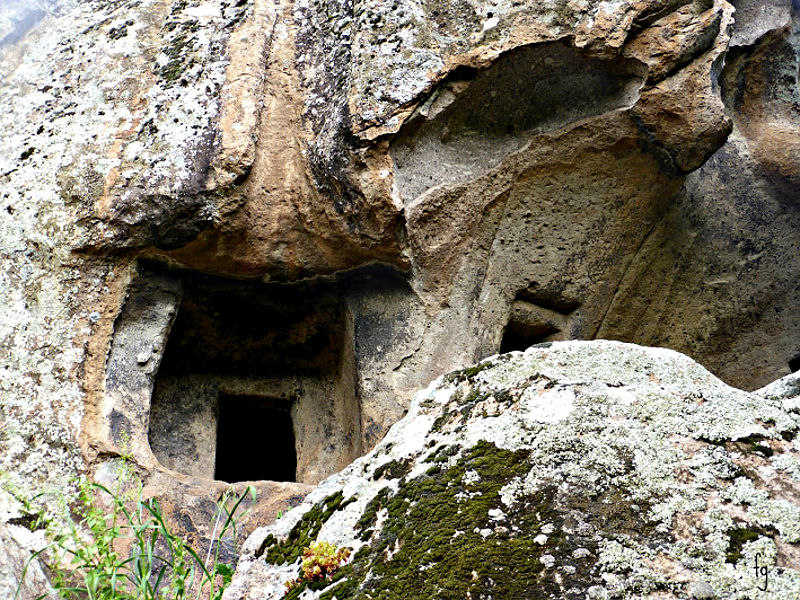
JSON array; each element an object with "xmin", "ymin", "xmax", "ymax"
[
  {"xmin": 214, "ymin": 394, "xmax": 297, "ymax": 483},
  {"xmin": 145, "ymin": 268, "xmax": 361, "ymax": 485}
]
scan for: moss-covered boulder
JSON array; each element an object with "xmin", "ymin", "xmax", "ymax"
[{"xmin": 224, "ymin": 340, "xmax": 800, "ymax": 600}]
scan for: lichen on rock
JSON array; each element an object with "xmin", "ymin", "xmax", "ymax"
[
  {"xmin": 4, "ymin": 0, "xmax": 800, "ymax": 595},
  {"xmin": 224, "ymin": 341, "xmax": 800, "ymax": 599}
]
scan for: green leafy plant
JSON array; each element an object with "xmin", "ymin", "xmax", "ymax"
[
  {"xmin": 284, "ymin": 541, "xmax": 351, "ymax": 596},
  {"xmin": 14, "ymin": 463, "xmax": 254, "ymax": 600},
  {"xmin": 198, "ymin": 485, "xmax": 255, "ymax": 600}
]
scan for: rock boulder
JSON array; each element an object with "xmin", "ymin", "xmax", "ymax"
[{"xmin": 225, "ymin": 341, "xmax": 800, "ymax": 600}]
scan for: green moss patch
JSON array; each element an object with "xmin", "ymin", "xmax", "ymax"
[
  {"xmin": 431, "ymin": 386, "xmax": 518, "ymax": 433},
  {"xmin": 309, "ymin": 438, "xmax": 668, "ymax": 599},
  {"xmin": 372, "ymin": 458, "xmax": 412, "ymax": 481},
  {"xmin": 259, "ymin": 492, "xmax": 353, "ymax": 565},
  {"xmin": 731, "ymin": 434, "xmax": 774, "ymax": 458},
  {"xmin": 356, "ymin": 486, "xmax": 391, "ymax": 541},
  {"xmin": 159, "ymin": 31, "xmax": 194, "ymax": 83},
  {"xmin": 725, "ymin": 524, "xmax": 776, "ymax": 564},
  {"xmin": 443, "ymin": 361, "xmax": 496, "ymax": 384},
  {"xmin": 318, "ymin": 441, "xmax": 584, "ymax": 598}
]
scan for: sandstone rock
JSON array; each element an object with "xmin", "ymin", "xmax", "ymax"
[
  {"xmin": 224, "ymin": 341, "xmax": 800, "ymax": 600},
  {"xmin": 370, "ymin": 0, "xmax": 736, "ymax": 402},
  {"xmin": 623, "ymin": 3, "xmax": 723, "ymax": 85},
  {"xmin": 728, "ymin": 0, "xmax": 793, "ymax": 47},
  {"xmin": 0, "ymin": 524, "xmax": 52, "ymax": 600},
  {"xmin": 3, "ymin": 0, "xmax": 800, "ymax": 589},
  {"xmin": 0, "ymin": 0, "xmax": 268, "ymax": 252},
  {"xmin": 0, "ymin": 0, "xmax": 289, "ymax": 576},
  {"xmin": 597, "ymin": 6, "xmax": 800, "ymax": 390}
]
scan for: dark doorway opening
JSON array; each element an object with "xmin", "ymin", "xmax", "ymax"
[
  {"xmin": 214, "ymin": 394, "xmax": 297, "ymax": 483},
  {"xmin": 500, "ymin": 317, "xmax": 561, "ymax": 354},
  {"xmin": 789, "ymin": 354, "xmax": 800, "ymax": 373},
  {"xmin": 499, "ymin": 292, "xmax": 577, "ymax": 354}
]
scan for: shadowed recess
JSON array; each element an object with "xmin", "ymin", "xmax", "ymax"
[
  {"xmin": 215, "ymin": 394, "xmax": 297, "ymax": 483},
  {"xmin": 391, "ymin": 41, "xmax": 645, "ymax": 201},
  {"xmin": 146, "ymin": 267, "xmax": 360, "ymax": 484}
]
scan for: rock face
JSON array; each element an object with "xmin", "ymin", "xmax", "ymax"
[
  {"xmin": 0, "ymin": 489, "xmax": 51, "ymax": 600},
  {"xmin": 2, "ymin": 0, "xmax": 800, "ymax": 591},
  {"xmin": 0, "ymin": 523, "xmax": 50, "ymax": 600},
  {"xmin": 224, "ymin": 341, "xmax": 800, "ymax": 600},
  {"xmin": 596, "ymin": 0, "xmax": 800, "ymax": 390}
]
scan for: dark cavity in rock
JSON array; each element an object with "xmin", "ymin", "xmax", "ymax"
[
  {"xmin": 147, "ymin": 266, "xmax": 360, "ymax": 484},
  {"xmin": 214, "ymin": 394, "xmax": 297, "ymax": 483}
]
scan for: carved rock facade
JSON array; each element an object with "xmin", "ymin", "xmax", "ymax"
[{"xmin": 1, "ymin": 0, "xmax": 800, "ymax": 593}]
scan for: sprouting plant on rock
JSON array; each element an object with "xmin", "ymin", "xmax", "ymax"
[
  {"xmin": 284, "ymin": 541, "xmax": 351, "ymax": 596},
  {"xmin": 13, "ymin": 460, "xmax": 255, "ymax": 600}
]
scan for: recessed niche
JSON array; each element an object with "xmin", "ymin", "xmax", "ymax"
[
  {"xmin": 500, "ymin": 310, "xmax": 561, "ymax": 353},
  {"xmin": 104, "ymin": 261, "xmax": 421, "ymax": 487},
  {"xmin": 500, "ymin": 287, "xmax": 579, "ymax": 353},
  {"xmin": 789, "ymin": 354, "xmax": 800, "ymax": 373},
  {"xmin": 391, "ymin": 41, "xmax": 646, "ymax": 201},
  {"xmin": 146, "ymin": 267, "xmax": 361, "ymax": 485},
  {"xmin": 214, "ymin": 394, "xmax": 297, "ymax": 483}
]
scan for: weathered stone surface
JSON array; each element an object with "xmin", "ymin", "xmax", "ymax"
[
  {"xmin": 225, "ymin": 341, "xmax": 800, "ymax": 600},
  {"xmin": 0, "ymin": 524, "xmax": 52, "ymax": 600},
  {"xmin": 0, "ymin": 1, "xmax": 55, "ymax": 59},
  {"xmin": 363, "ymin": 0, "xmax": 738, "ymax": 405},
  {"xmin": 597, "ymin": 5, "xmax": 800, "ymax": 390},
  {"xmin": 0, "ymin": 490, "xmax": 52, "ymax": 600},
  {"xmin": 3, "ymin": 0, "xmax": 800, "ymax": 591},
  {"xmin": 1, "ymin": 0, "xmax": 267, "ymax": 251},
  {"xmin": 165, "ymin": 0, "xmax": 407, "ymax": 280},
  {"xmin": 623, "ymin": 3, "xmax": 722, "ymax": 85},
  {"xmin": 728, "ymin": 0, "xmax": 794, "ymax": 47},
  {"xmin": 0, "ymin": 0, "xmax": 281, "ymax": 575}
]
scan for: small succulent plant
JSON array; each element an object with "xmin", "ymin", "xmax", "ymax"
[{"xmin": 284, "ymin": 541, "xmax": 352, "ymax": 594}]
